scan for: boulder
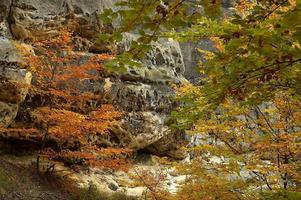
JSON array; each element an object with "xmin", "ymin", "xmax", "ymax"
[
  {"xmin": 0, "ymin": 0, "xmax": 12, "ymax": 38},
  {"xmin": 118, "ymin": 112, "xmax": 170, "ymax": 149},
  {"xmin": 103, "ymin": 33, "xmax": 188, "ymax": 153},
  {"xmin": 106, "ymin": 81, "xmax": 175, "ymax": 112},
  {"xmin": 119, "ymin": 33, "xmax": 186, "ymax": 84},
  {"xmin": 0, "ymin": 39, "xmax": 22, "ymax": 62},
  {"xmin": 0, "ymin": 39, "xmax": 32, "ymax": 104},
  {"xmin": 0, "ymin": 102, "xmax": 18, "ymax": 127},
  {"xmin": 0, "ymin": 39, "xmax": 32, "ymax": 127},
  {"xmin": 146, "ymin": 131, "xmax": 188, "ymax": 160}
]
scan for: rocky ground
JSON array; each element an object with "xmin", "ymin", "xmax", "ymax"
[
  {"xmin": 0, "ymin": 152, "xmax": 187, "ymax": 200},
  {"xmin": 68, "ymin": 153, "xmax": 188, "ymax": 197},
  {"xmin": 0, "ymin": 155, "xmax": 72, "ymax": 200}
]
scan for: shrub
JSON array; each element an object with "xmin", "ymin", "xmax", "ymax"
[
  {"xmin": 260, "ymin": 190, "xmax": 301, "ymax": 200},
  {"xmin": 76, "ymin": 182, "xmax": 137, "ymax": 200}
]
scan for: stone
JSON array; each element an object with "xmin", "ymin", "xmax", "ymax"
[
  {"xmin": 108, "ymin": 181, "xmax": 119, "ymax": 191},
  {"xmin": 180, "ymin": 39, "xmax": 216, "ymax": 83},
  {"xmin": 100, "ymin": 33, "xmax": 188, "ymax": 154},
  {"xmin": 5, "ymin": 0, "xmax": 119, "ymax": 45},
  {"xmin": 123, "ymin": 112, "xmax": 170, "ymax": 149},
  {"xmin": 106, "ymin": 81, "xmax": 175, "ymax": 112},
  {"xmin": 146, "ymin": 131, "xmax": 188, "ymax": 160},
  {"xmin": 0, "ymin": 39, "xmax": 22, "ymax": 63},
  {"xmin": 0, "ymin": 67, "xmax": 32, "ymax": 84},
  {"xmin": 0, "ymin": 66, "xmax": 32, "ymax": 104},
  {"xmin": 122, "ymin": 187, "xmax": 146, "ymax": 197},
  {"xmin": 0, "ymin": 0, "xmax": 190, "ymax": 158},
  {"xmin": 119, "ymin": 33, "xmax": 187, "ymax": 84},
  {"xmin": 0, "ymin": 39, "xmax": 31, "ymax": 126},
  {"xmin": 109, "ymin": 111, "xmax": 170, "ymax": 149},
  {"xmin": 0, "ymin": 102, "xmax": 18, "ymax": 127},
  {"xmin": 0, "ymin": 0, "xmax": 12, "ymax": 38}
]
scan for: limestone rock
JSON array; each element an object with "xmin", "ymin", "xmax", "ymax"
[
  {"xmin": 0, "ymin": 0, "xmax": 12, "ymax": 38},
  {"xmin": 180, "ymin": 39, "xmax": 216, "ymax": 83},
  {"xmin": 0, "ymin": 40, "xmax": 32, "ymax": 104},
  {"xmin": 119, "ymin": 33, "xmax": 186, "ymax": 84},
  {"xmin": 0, "ymin": 0, "xmax": 189, "ymax": 158},
  {"xmin": 0, "ymin": 67, "xmax": 31, "ymax": 84},
  {"xmin": 0, "ymin": 102, "xmax": 18, "ymax": 127},
  {"xmin": 0, "ymin": 39, "xmax": 22, "ymax": 62},
  {"xmin": 6, "ymin": 0, "xmax": 118, "ymax": 48},
  {"xmin": 0, "ymin": 39, "xmax": 31, "ymax": 127},
  {"xmin": 101, "ymin": 33, "xmax": 188, "ymax": 153},
  {"xmin": 107, "ymin": 81, "xmax": 175, "ymax": 112},
  {"xmin": 146, "ymin": 131, "xmax": 188, "ymax": 160},
  {"xmin": 118, "ymin": 112, "xmax": 170, "ymax": 150}
]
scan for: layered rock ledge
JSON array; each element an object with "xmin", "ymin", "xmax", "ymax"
[{"xmin": 0, "ymin": 0, "xmax": 194, "ymax": 159}]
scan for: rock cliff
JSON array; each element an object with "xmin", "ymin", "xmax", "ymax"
[{"xmin": 0, "ymin": 0, "xmax": 201, "ymax": 159}]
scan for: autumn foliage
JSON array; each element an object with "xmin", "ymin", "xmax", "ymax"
[
  {"xmin": 133, "ymin": 167, "xmax": 169, "ymax": 200},
  {"xmin": 172, "ymin": 89, "xmax": 301, "ymax": 199},
  {"xmin": 1, "ymin": 30, "xmax": 131, "ymax": 173}
]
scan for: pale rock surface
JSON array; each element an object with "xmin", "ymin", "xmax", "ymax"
[
  {"xmin": 0, "ymin": 0, "xmax": 188, "ymax": 156},
  {"xmin": 68, "ymin": 159, "xmax": 187, "ymax": 197},
  {"xmin": 0, "ymin": 38, "xmax": 32, "ymax": 127},
  {"xmin": 0, "ymin": 102, "xmax": 18, "ymax": 127}
]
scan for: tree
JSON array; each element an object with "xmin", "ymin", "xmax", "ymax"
[
  {"xmin": 1, "ymin": 30, "xmax": 131, "ymax": 173},
  {"xmin": 101, "ymin": 0, "xmax": 301, "ymax": 198},
  {"xmin": 168, "ymin": 0, "xmax": 301, "ymax": 198},
  {"xmin": 98, "ymin": 0, "xmax": 221, "ymax": 72},
  {"xmin": 133, "ymin": 167, "xmax": 170, "ymax": 200},
  {"xmin": 100, "ymin": 0, "xmax": 301, "ymax": 109},
  {"xmin": 170, "ymin": 0, "xmax": 301, "ymax": 107},
  {"xmin": 172, "ymin": 92, "xmax": 301, "ymax": 199}
]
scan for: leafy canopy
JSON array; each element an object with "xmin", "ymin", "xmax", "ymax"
[
  {"xmin": 98, "ymin": 0, "xmax": 222, "ymax": 72},
  {"xmin": 102, "ymin": 0, "xmax": 301, "ymax": 198}
]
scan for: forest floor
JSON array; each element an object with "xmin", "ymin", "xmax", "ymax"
[
  {"xmin": 0, "ymin": 152, "xmax": 140, "ymax": 200},
  {"xmin": 0, "ymin": 154, "xmax": 74, "ymax": 200}
]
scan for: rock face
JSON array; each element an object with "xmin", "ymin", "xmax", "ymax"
[
  {"xmin": 0, "ymin": 0, "xmax": 189, "ymax": 158},
  {"xmin": 0, "ymin": 102, "xmax": 18, "ymax": 127},
  {"xmin": 105, "ymin": 33, "xmax": 187, "ymax": 157},
  {"xmin": 180, "ymin": 39, "xmax": 215, "ymax": 83},
  {"xmin": 0, "ymin": 38, "xmax": 32, "ymax": 127}
]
